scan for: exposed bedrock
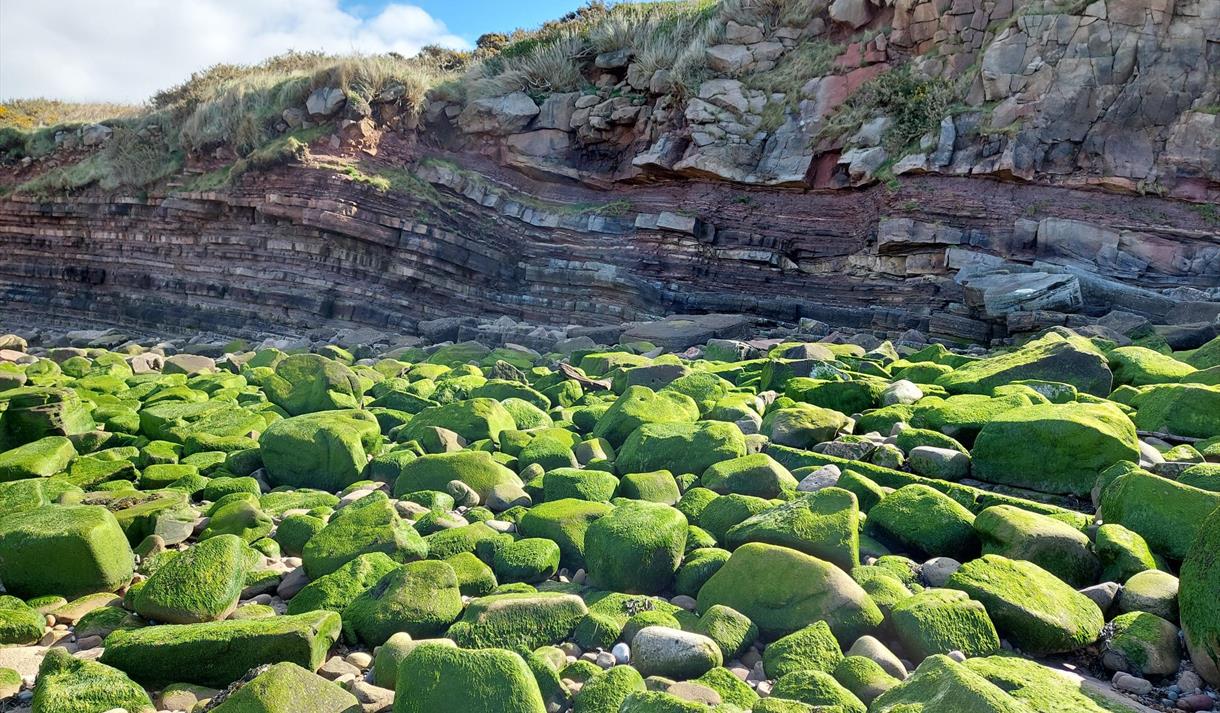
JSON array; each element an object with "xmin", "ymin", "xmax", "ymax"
[{"xmin": 0, "ymin": 160, "xmax": 1216, "ymax": 344}]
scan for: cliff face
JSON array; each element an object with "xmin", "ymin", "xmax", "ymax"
[{"xmin": 1, "ymin": 0, "xmax": 1217, "ymax": 344}]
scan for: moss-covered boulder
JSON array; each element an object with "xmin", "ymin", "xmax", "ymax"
[
  {"xmin": 866, "ymin": 485, "xmax": 979, "ymax": 561},
  {"xmin": 1109, "ymin": 346, "xmax": 1196, "ymax": 386},
  {"xmin": 832, "ymin": 655, "xmax": 901, "ymax": 705},
  {"xmin": 1095, "ymin": 523, "xmax": 1162, "ymax": 584},
  {"xmin": 763, "ymin": 620, "xmax": 843, "ymax": 679},
  {"xmin": 761, "ymin": 404, "xmax": 853, "ymax": 449},
  {"xmin": 260, "ymin": 410, "xmax": 381, "ymax": 492},
  {"xmin": 769, "ymin": 669, "xmax": 866, "ymax": 713},
  {"xmin": 0, "ymin": 597, "xmax": 44, "ymax": 644},
  {"xmin": 133, "ymin": 533, "xmax": 248, "ymax": 623},
  {"xmin": 617, "ymin": 469, "xmax": 681, "ymax": 505},
  {"xmin": 343, "ymin": 560, "xmax": 464, "ymax": 646},
  {"xmin": 209, "ymin": 661, "xmax": 361, "ymax": 713},
  {"xmin": 616, "ymin": 421, "xmax": 747, "ymax": 476},
  {"xmin": 701, "ymin": 453, "xmax": 797, "ymax": 499},
  {"xmin": 542, "ymin": 467, "xmax": 619, "ymax": 503},
  {"xmin": 1180, "ymin": 504, "xmax": 1220, "ymax": 686},
  {"xmin": 871, "ymin": 654, "xmax": 1028, "ymax": 713},
  {"xmin": 585, "ymin": 501, "xmax": 687, "ymax": 594},
  {"xmin": 517, "ymin": 498, "xmax": 613, "ymax": 570},
  {"xmin": 934, "ymin": 332, "xmax": 1112, "ymax": 397},
  {"xmin": 100, "ymin": 610, "xmax": 341, "ymax": 688},
  {"xmin": 493, "ymin": 537, "xmax": 561, "ymax": 584},
  {"xmin": 1098, "ymin": 469, "xmax": 1220, "ymax": 561},
  {"xmin": 0, "ymin": 387, "xmax": 96, "ymax": 449},
  {"xmin": 592, "ymin": 385, "xmax": 699, "ymax": 447},
  {"xmin": 0, "ymin": 504, "xmax": 134, "ymax": 598},
  {"xmin": 696, "ymin": 542, "xmax": 883, "ymax": 639},
  {"xmin": 394, "ymin": 644, "xmax": 546, "ymax": 713},
  {"xmin": 1127, "ymin": 383, "xmax": 1220, "ymax": 438},
  {"xmin": 891, "ymin": 588, "xmax": 1001, "ymax": 661},
  {"xmin": 946, "ymin": 554, "xmax": 1104, "ymax": 655},
  {"xmin": 286, "ymin": 551, "xmax": 400, "ymax": 615},
  {"xmin": 1102, "ymin": 611, "xmax": 1181, "ymax": 676},
  {"xmin": 301, "ymin": 492, "xmax": 427, "ymax": 577},
  {"xmin": 725, "ymin": 488, "xmax": 860, "ymax": 570},
  {"xmin": 964, "ymin": 655, "xmax": 1148, "ymax": 713},
  {"xmin": 446, "ymin": 592, "xmax": 588, "ymax": 650},
  {"xmin": 974, "ymin": 505, "xmax": 1099, "ymax": 588},
  {"xmin": 394, "ymin": 450, "xmax": 525, "ymax": 509},
  {"xmin": 573, "ymin": 664, "xmax": 646, "ymax": 713},
  {"xmin": 396, "ymin": 398, "xmax": 516, "ymax": 445},
  {"xmin": 31, "ymin": 647, "xmax": 154, "ymax": 713},
  {"xmin": 261, "ymin": 353, "xmax": 363, "ymax": 415},
  {"xmin": 0, "ymin": 436, "xmax": 76, "ymax": 482},
  {"xmin": 971, "ymin": 402, "xmax": 1139, "ymax": 496},
  {"xmin": 199, "ymin": 498, "xmax": 274, "ymax": 543}
]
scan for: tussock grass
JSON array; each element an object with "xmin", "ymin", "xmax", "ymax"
[
  {"xmin": 4, "ymin": 51, "xmax": 457, "ymax": 196},
  {"xmin": 0, "ymin": 99, "xmax": 141, "ymax": 131}
]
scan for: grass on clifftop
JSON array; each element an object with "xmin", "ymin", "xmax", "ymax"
[{"xmin": 1, "ymin": 51, "xmax": 457, "ymax": 197}]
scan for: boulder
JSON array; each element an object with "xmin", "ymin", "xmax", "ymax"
[
  {"xmin": 763, "ymin": 621, "xmax": 844, "ymax": 679},
  {"xmin": 0, "ymin": 504, "xmax": 134, "ymax": 599},
  {"xmin": 447, "ymin": 592, "xmax": 588, "ymax": 650},
  {"xmin": 394, "ymin": 644, "xmax": 546, "ymax": 713},
  {"xmin": 974, "ymin": 505, "xmax": 1100, "ymax": 588},
  {"xmin": 209, "ymin": 661, "xmax": 360, "ymax": 713},
  {"xmin": 871, "ymin": 655, "xmax": 1028, "ymax": 713},
  {"xmin": 302, "ymin": 492, "xmax": 427, "ymax": 577},
  {"xmin": 866, "ymin": 485, "xmax": 979, "ymax": 561},
  {"xmin": 133, "ymin": 534, "xmax": 248, "ymax": 623},
  {"xmin": 458, "ymin": 92, "xmax": 540, "ymax": 135},
  {"xmin": 100, "ymin": 610, "xmax": 342, "ymax": 688},
  {"xmin": 31, "ymin": 648, "xmax": 153, "ymax": 713},
  {"xmin": 585, "ymin": 501, "xmax": 687, "ymax": 594},
  {"xmin": 1181, "ymin": 504, "xmax": 1220, "ymax": 686},
  {"xmin": 935, "ymin": 332, "xmax": 1112, "ymax": 397},
  {"xmin": 725, "ymin": 487, "xmax": 860, "ymax": 570},
  {"xmin": 592, "ymin": 385, "xmax": 699, "ymax": 447},
  {"xmin": 972, "ymin": 402, "xmax": 1139, "ymax": 496},
  {"xmin": 632, "ymin": 626, "xmax": 723, "ymax": 679},
  {"xmin": 262, "ymin": 354, "xmax": 363, "ymax": 415},
  {"xmin": 946, "ymin": 555, "xmax": 1104, "ymax": 655},
  {"xmin": 891, "ymin": 588, "xmax": 1001, "ymax": 661},
  {"xmin": 260, "ymin": 410, "xmax": 382, "ymax": 492},
  {"xmin": 616, "ymin": 421, "xmax": 747, "ymax": 476},
  {"xmin": 696, "ymin": 542, "xmax": 883, "ymax": 639},
  {"xmin": 0, "ymin": 436, "xmax": 76, "ymax": 481},
  {"xmin": 342, "ymin": 560, "xmax": 464, "ymax": 646},
  {"xmin": 394, "ymin": 450, "xmax": 526, "ymax": 509},
  {"xmin": 701, "ymin": 453, "xmax": 797, "ymax": 499}
]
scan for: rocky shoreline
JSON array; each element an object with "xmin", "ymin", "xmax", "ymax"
[{"xmin": 1, "ymin": 322, "xmax": 1218, "ymax": 712}]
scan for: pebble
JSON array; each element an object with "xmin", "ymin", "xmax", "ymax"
[
  {"xmin": 75, "ymin": 635, "xmax": 103, "ymax": 650},
  {"xmin": 594, "ymin": 651, "xmax": 616, "ymax": 669},
  {"xmin": 276, "ymin": 567, "xmax": 310, "ymax": 599},
  {"xmin": 1113, "ymin": 672, "xmax": 1153, "ymax": 695},
  {"xmin": 1177, "ymin": 694, "xmax": 1216, "ymax": 711},
  {"xmin": 559, "ymin": 642, "xmax": 582, "ymax": 658},
  {"xmin": 1179, "ymin": 671, "xmax": 1204, "ymax": 692},
  {"xmin": 611, "ymin": 642, "xmax": 630, "ymax": 664},
  {"xmin": 669, "ymin": 595, "xmax": 697, "ymax": 611},
  {"xmin": 345, "ymin": 651, "xmax": 373, "ymax": 669},
  {"xmin": 921, "ymin": 557, "xmax": 962, "ymax": 587},
  {"xmin": 349, "ymin": 680, "xmax": 394, "ymax": 710}
]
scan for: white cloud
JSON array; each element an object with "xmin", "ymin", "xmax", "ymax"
[{"xmin": 0, "ymin": 0, "xmax": 469, "ymax": 103}]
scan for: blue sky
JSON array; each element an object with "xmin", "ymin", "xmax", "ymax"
[
  {"xmin": 0, "ymin": 0, "xmax": 614, "ymax": 103},
  {"xmin": 341, "ymin": 0, "xmax": 595, "ymax": 42}
]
